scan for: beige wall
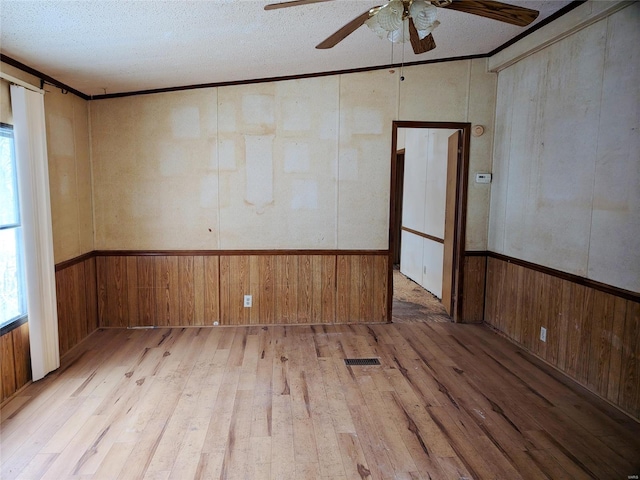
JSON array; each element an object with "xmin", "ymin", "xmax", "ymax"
[
  {"xmin": 1, "ymin": 63, "xmax": 40, "ymax": 126},
  {"xmin": 1, "ymin": 61, "xmax": 94, "ymax": 264},
  {"xmin": 400, "ymin": 58, "xmax": 496, "ymax": 251},
  {"xmin": 488, "ymin": 3, "xmax": 639, "ymax": 292},
  {"xmin": 44, "ymin": 88, "xmax": 93, "ymax": 263},
  {"xmin": 90, "ymin": 58, "xmax": 496, "ymax": 251}
]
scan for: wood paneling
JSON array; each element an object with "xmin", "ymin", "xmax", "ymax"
[
  {"xmin": 0, "ymin": 321, "xmax": 30, "ymax": 403},
  {"xmin": 126, "ymin": 256, "xmax": 139, "ymax": 327},
  {"xmin": 220, "ymin": 255, "xmax": 249, "ymax": 325},
  {"xmin": 1, "ymin": 249, "xmax": 385, "ymax": 406},
  {"xmin": 95, "ymin": 252, "xmax": 386, "ymax": 327},
  {"xmin": 84, "ymin": 257, "xmax": 98, "ymax": 333},
  {"xmin": 460, "ymin": 255, "xmax": 486, "ymax": 323},
  {"xmin": 11, "ymin": 322, "xmax": 30, "ymax": 390},
  {"xmin": 336, "ymin": 254, "xmax": 387, "ymax": 323},
  {"xmin": 97, "ymin": 255, "xmax": 128, "ymax": 328},
  {"xmin": 155, "ymin": 255, "xmax": 180, "ymax": 327},
  {"xmin": 3, "ymin": 254, "xmax": 98, "ymax": 403},
  {"xmin": 136, "ymin": 256, "xmax": 155, "ymax": 326},
  {"xmin": 619, "ymin": 301, "xmax": 639, "ymax": 416},
  {"xmin": 98, "ymin": 255, "xmax": 221, "ymax": 328},
  {"xmin": 56, "ymin": 256, "xmax": 98, "ymax": 356},
  {"xmin": 484, "ymin": 255, "xmax": 640, "ymax": 420},
  {"xmin": 221, "ymin": 253, "xmax": 354, "ymax": 325},
  {"xmin": 1, "ymin": 330, "xmax": 17, "ymax": 401},
  {"xmin": 5, "ymin": 250, "xmax": 386, "ymax": 403},
  {"xmin": 274, "ymin": 255, "xmax": 299, "ymax": 324}
]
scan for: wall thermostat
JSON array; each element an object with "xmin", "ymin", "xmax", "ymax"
[
  {"xmin": 472, "ymin": 125, "xmax": 485, "ymax": 137},
  {"xmin": 475, "ymin": 173, "xmax": 492, "ymax": 184}
]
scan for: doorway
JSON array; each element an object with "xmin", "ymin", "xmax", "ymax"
[{"xmin": 388, "ymin": 121, "xmax": 471, "ymax": 322}]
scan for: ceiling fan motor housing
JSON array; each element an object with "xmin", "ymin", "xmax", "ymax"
[{"xmin": 265, "ymin": 0, "xmax": 540, "ymax": 52}]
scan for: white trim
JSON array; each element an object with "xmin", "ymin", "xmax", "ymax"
[
  {"xmin": 0, "ymin": 72, "xmax": 43, "ymax": 94},
  {"xmin": 488, "ymin": 1, "xmax": 632, "ymax": 73}
]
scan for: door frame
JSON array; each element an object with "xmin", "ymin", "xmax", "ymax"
[
  {"xmin": 392, "ymin": 149, "xmax": 405, "ymax": 266},
  {"xmin": 387, "ymin": 121, "xmax": 471, "ymax": 322}
]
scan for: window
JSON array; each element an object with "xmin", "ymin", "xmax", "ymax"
[{"xmin": 0, "ymin": 123, "xmax": 27, "ymax": 330}]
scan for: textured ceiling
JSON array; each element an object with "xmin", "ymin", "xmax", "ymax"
[{"xmin": 0, "ymin": 0, "xmax": 573, "ymax": 96}]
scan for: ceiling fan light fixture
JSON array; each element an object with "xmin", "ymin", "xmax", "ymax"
[
  {"xmin": 365, "ymin": 0, "xmax": 438, "ymax": 45},
  {"xmin": 387, "ymin": 21, "xmax": 411, "ymax": 43},
  {"xmin": 410, "ymin": 0, "xmax": 437, "ymax": 30},
  {"xmin": 365, "ymin": 15, "xmax": 387, "ymax": 38},
  {"xmin": 268, "ymin": 0, "xmax": 538, "ymax": 53},
  {"xmin": 418, "ymin": 19, "xmax": 440, "ymax": 39},
  {"xmin": 375, "ymin": 0, "xmax": 404, "ymax": 32}
]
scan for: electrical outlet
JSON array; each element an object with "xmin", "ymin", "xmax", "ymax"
[
  {"xmin": 244, "ymin": 295, "xmax": 252, "ymax": 308},
  {"xmin": 540, "ymin": 326, "xmax": 547, "ymax": 342}
]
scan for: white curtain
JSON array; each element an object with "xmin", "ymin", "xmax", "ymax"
[{"xmin": 10, "ymin": 85, "xmax": 59, "ymax": 381}]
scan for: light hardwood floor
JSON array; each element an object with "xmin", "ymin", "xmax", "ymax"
[{"xmin": 1, "ymin": 310, "xmax": 639, "ymax": 478}]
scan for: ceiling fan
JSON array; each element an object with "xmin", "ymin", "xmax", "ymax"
[{"xmin": 264, "ymin": 0, "xmax": 539, "ymax": 55}]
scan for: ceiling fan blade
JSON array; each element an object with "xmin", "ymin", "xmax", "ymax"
[
  {"xmin": 443, "ymin": 0, "xmax": 539, "ymax": 27},
  {"xmin": 316, "ymin": 8, "xmax": 378, "ymax": 49},
  {"xmin": 264, "ymin": 0, "xmax": 334, "ymax": 11},
  {"xmin": 409, "ymin": 18, "xmax": 436, "ymax": 55}
]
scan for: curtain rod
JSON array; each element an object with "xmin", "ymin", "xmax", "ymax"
[{"xmin": 0, "ymin": 72, "xmax": 44, "ymax": 94}]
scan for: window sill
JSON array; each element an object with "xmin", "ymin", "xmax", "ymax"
[{"xmin": 0, "ymin": 315, "xmax": 28, "ymax": 337}]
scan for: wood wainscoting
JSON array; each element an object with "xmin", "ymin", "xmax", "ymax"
[
  {"xmin": 2, "ymin": 253, "xmax": 97, "ymax": 403},
  {"xmin": 2, "ymin": 250, "xmax": 388, "ymax": 403},
  {"xmin": 95, "ymin": 251, "xmax": 389, "ymax": 328},
  {"xmin": 55, "ymin": 254, "xmax": 99, "ymax": 357},
  {"xmin": 0, "ymin": 321, "xmax": 30, "ymax": 403},
  {"xmin": 484, "ymin": 253, "xmax": 640, "ymax": 421},
  {"xmin": 460, "ymin": 253, "xmax": 487, "ymax": 323}
]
